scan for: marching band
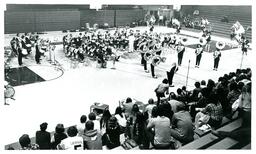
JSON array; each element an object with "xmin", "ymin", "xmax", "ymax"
[{"xmin": 7, "ymin": 23, "xmax": 250, "ymax": 77}]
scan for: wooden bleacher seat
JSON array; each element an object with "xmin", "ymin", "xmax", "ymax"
[
  {"xmin": 179, "ymin": 118, "xmax": 242, "ymax": 149},
  {"xmin": 207, "ymin": 137, "xmax": 238, "ymax": 149}
]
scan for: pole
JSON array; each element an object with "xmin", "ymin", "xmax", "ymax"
[
  {"xmin": 185, "ymin": 59, "xmax": 190, "ymax": 88},
  {"xmin": 240, "ymin": 52, "xmax": 244, "ymax": 69}
]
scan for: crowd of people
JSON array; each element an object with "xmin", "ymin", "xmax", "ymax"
[{"xmin": 11, "ymin": 67, "xmax": 251, "ymax": 150}]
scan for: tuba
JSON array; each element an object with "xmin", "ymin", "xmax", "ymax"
[
  {"xmin": 144, "ymin": 50, "xmax": 153, "ymax": 62},
  {"xmin": 216, "ymin": 41, "xmax": 225, "ymax": 50},
  {"xmin": 151, "ymin": 55, "xmax": 167, "ymax": 66},
  {"xmin": 199, "ymin": 37, "xmax": 207, "ymax": 46}
]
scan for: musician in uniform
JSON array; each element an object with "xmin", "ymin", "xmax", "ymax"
[
  {"xmin": 35, "ymin": 36, "xmax": 41, "ymax": 64},
  {"xmin": 213, "ymin": 41, "xmax": 224, "ymax": 71},
  {"xmin": 166, "ymin": 62, "xmax": 178, "ymax": 87},
  {"xmin": 25, "ymin": 33, "xmax": 32, "ymax": 54},
  {"xmin": 195, "ymin": 44, "xmax": 204, "ymax": 68},
  {"xmin": 10, "ymin": 37, "xmax": 18, "ymax": 56},
  {"xmin": 241, "ymin": 37, "xmax": 249, "ymax": 55},
  {"xmin": 176, "ymin": 40, "xmax": 185, "ymax": 66},
  {"xmin": 205, "ymin": 32, "xmax": 211, "ymax": 52},
  {"xmin": 16, "ymin": 37, "xmax": 23, "ymax": 66}
]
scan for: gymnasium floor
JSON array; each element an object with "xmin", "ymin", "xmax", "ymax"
[{"xmin": 3, "ymin": 26, "xmax": 251, "ymax": 145}]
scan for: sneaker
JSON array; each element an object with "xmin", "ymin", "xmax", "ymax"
[
  {"xmin": 153, "ymin": 76, "xmax": 158, "ymax": 79},
  {"xmin": 145, "ymin": 70, "xmax": 149, "ymax": 73}
]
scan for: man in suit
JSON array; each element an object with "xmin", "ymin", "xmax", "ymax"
[{"xmin": 35, "ymin": 122, "xmax": 51, "ymax": 149}]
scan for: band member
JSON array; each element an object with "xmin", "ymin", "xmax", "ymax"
[
  {"xmin": 241, "ymin": 37, "xmax": 249, "ymax": 55},
  {"xmin": 25, "ymin": 33, "xmax": 32, "ymax": 54},
  {"xmin": 150, "ymin": 63, "xmax": 157, "ymax": 79},
  {"xmin": 166, "ymin": 62, "xmax": 178, "ymax": 87},
  {"xmin": 139, "ymin": 40, "xmax": 149, "ymax": 72},
  {"xmin": 128, "ymin": 33, "xmax": 135, "ymax": 53},
  {"xmin": 16, "ymin": 37, "xmax": 23, "ymax": 66},
  {"xmin": 205, "ymin": 32, "xmax": 211, "ymax": 52},
  {"xmin": 195, "ymin": 44, "xmax": 204, "ymax": 68},
  {"xmin": 10, "ymin": 37, "xmax": 18, "ymax": 56},
  {"xmin": 35, "ymin": 36, "xmax": 41, "ymax": 64},
  {"xmin": 176, "ymin": 41, "xmax": 185, "ymax": 66},
  {"xmin": 213, "ymin": 41, "xmax": 225, "ymax": 71}
]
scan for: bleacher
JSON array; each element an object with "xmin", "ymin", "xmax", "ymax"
[{"xmin": 183, "ymin": 6, "xmax": 252, "ymax": 41}]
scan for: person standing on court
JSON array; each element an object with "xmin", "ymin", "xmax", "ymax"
[
  {"xmin": 166, "ymin": 62, "xmax": 178, "ymax": 87},
  {"xmin": 195, "ymin": 44, "xmax": 204, "ymax": 68},
  {"xmin": 176, "ymin": 40, "xmax": 185, "ymax": 66}
]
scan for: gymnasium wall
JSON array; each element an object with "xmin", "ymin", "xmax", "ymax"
[
  {"xmin": 5, "ymin": 9, "xmax": 146, "ymax": 33},
  {"xmin": 5, "ymin": 10, "xmax": 80, "ymax": 33}
]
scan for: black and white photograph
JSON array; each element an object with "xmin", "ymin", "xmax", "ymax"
[{"xmin": 1, "ymin": 0, "xmax": 254, "ymax": 151}]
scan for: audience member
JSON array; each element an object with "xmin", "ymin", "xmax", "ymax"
[
  {"xmin": 19, "ymin": 134, "xmax": 39, "ymax": 150},
  {"xmin": 147, "ymin": 104, "xmax": 173, "ymax": 149},
  {"xmin": 170, "ymin": 105, "xmax": 194, "ymax": 144},
  {"xmin": 154, "ymin": 79, "xmax": 169, "ymax": 105},
  {"xmin": 35, "ymin": 122, "xmax": 51, "ymax": 149},
  {"xmin": 88, "ymin": 112, "xmax": 101, "ymax": 132},
  {"xmin": 103, "ymin": 116, "xmax": 121, "ymax": 149},
  {"xmin": 58, "ymin": 126, "xmax": 84, "ymax": 150},
  {"xmin": 114, "ymin": 106, "xmax": 127, "ymax": 133},
  {"xmin": 77, "ymin": 115, "xmax": 87, "ymax": 136},
  {"xmin": 83, "ymin": 121, "xmax": 103, "ymax": 150},
  {"xmin": 145, "ymin": 98, "xmax": 156, "ymax": 119},
  {"xmin": 51, "ymin": 124, "xmax": 67, "ymax": 149}
]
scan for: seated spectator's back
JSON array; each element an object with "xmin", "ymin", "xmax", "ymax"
[
  {"xmin": 35, "ymin": 122, "xmax": 51, "ymax": 149},
  {"xmin": 83, "ymin": 121, "xmax": 102, "ymax": 150}
]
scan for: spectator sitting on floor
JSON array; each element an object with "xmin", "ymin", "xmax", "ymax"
[
  {"xmin": 77, "ymin": 115, "xmax": 87, "ymax": 136},
  {"xmin": 51, "ymin": 124, "xmax": 67, "ymax": 149},
  {"xmin": 103, "ymin": 116, "xmax": 121, "ymax": 149},
  {"xmin": 19, "ymin": 134, "xmax": 39, "ymax": 150},
  {"xmin": 147, "ymin": 103, "xmax": 173, "ymax": 149},
  {"xmin": 35, "ymin": 122, "xmax": 51, "ymax": 149},
  {"xmin": 170, "ymin": 105, "xmax": 194, "ymax": 145},
  {"xmin": 88, "ymin": 112, "xmax": 100, "ymax": 132},
  {"xmin": 168, "ymin": 92, "xmax": 186, "ymax": 113},
  {"xmin": 58, "ymin": 126, "xmax": 84, "ymax": 150},
  {"xmin": 83, "ymin": 120, "xmax": 103, "ymax": 150}
]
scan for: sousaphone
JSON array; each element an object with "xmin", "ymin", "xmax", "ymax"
[
  {"xmin": 199, "ymin": 37, "xmax": 207, "ymax": 46},
  {"xmin": 216, "ymin": 41, "xmax": 225, "ymax": 50}
]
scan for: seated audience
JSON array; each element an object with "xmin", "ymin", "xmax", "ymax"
[
  {"xmin": 51, "ymin": 124, "xmax": 67, "ymax": 149},
  {"xmin": 133, "ymin": 112, "xmax": 150, "ymax": 149},
  {"xmin": 83, "ymin": 121, "xmax": 103, "ymax": 150},
  {"xmin": 147, "ymin": 104, "xmax": 173, "ymax": 149},
  {"xmin": 35, "ymin": 122, "xmax": 51, "ymax": 149},
  {"xmin": 170, "ymin": 105, "xmax": 194, "ymax": 145},
  {"xmin": 58, "ymin": 126, "xmax": 84, "ymax": 150},
  {"xmin": 100, "ymin": 109, "xmax": 112, "ymax": 134},
  {"xmin": 19, "ymin": 134, "xmax": 39, "ymax": 150},
  {"xmin": 103, "ymin": 116, "xmax": 121, "ymax": 149},
  {"xmin": 195, "ymin": 93, "xmax": 223, "ymax": 129},
  {"xmin": 77, "ymin": 115, "xmax": 87, "ymax": 136},
  {"xmin": 145, "ymin": 98, "xmax": 156, "ymax": 119},
  {"xmin": 114, "ymin": 106, "xmax": 127, "ymax": 133},
  {"xmin": 88, "ymin": 112, "xmax": 101, "ymax": 132},
  {"xmin": 168, "ymin": 92, "xmax": 186, "ymax": 113},
  {"xmin": 122, "ymin": 97, "xmax": 135, "ymax": 118}
]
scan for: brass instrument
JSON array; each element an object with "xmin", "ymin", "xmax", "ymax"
[{"xmin": 216, "ymin": 41, "xmax": 225, "ymax": 50}]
